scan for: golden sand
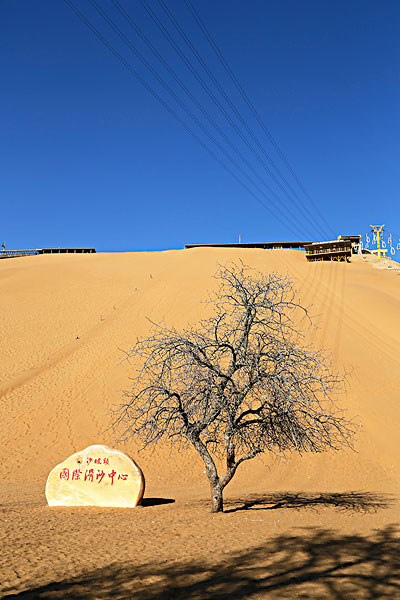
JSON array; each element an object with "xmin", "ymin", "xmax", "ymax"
[{"xmin": 0, "ymin": 249, "xmax": 399, "ymax": 598}]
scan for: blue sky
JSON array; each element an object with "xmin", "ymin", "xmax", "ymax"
[{"xmin": 1, "ymin": 0, "xmax": 399, "ymax": 252}]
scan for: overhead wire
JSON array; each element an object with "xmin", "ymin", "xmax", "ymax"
[
  {"xmin": 60, "ymin": 2, "xmax": 388, "ymax": 375},
  {"xmin": 107, "ymin": 0, "xmax": 314, "ymax": 239},
  {"xmin": 155, "ymin": 0, "xmax": 330, "ymax": 240},
  {"xmin": 86, "ymin": 0, "xmax": 312, "ymax": 239},
  {"xmin": 139, "ymin": 0, "xmax": 336, "ymax": 310},
  {"xmin": 183, "ymin": 0, "xmax": 335, "ymax": 239},
  {"xmin": 62, "ymin": 0, "xmax": 308, "ymax": 237},
  {"xmin": 153, "ymin": 0, "xmax": 343, "ymax": 320},
  {"xmin": 139, "ymin": 0, "xmax": 325, "ymax": 240}
]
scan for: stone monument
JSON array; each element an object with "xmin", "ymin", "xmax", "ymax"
[{"xmin": 45, "ymin": 445, "xmax": 145, "ymax": 508}]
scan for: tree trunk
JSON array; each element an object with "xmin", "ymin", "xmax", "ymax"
[{"xmin": 210, "ymin": 483, "xmax": 223, "ymax": 513}]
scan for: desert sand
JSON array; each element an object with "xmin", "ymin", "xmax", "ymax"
[{"xmin": 0, "ymin": 248, "xmax": 399, "ymax": 598}]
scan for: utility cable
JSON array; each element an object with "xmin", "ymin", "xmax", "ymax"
[
  {"xmin": 86, "ymin": 0, "xmax": 311, "ymax": 238},
  {"xmin": 108, "ymin": 0, "xmax": 315, "ymax": 239},
  {"xmin": 62, "ymin": 0, "xmax": 308, "ymax": 237},
  {"xmin": 156, "ymin": 0, "xmax": 329, "ymax": 240},
  {"xmin": 184, "ymin": 0, "xmax": 335, "ymax": 238},
  {"xmin": 139, "ymin": 0, "xmax": 325, "ymax": 240}
]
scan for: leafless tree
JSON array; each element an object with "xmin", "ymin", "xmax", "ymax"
[{"xmin": 114, "ymin": 262, "xmax": 354, "ymax": 512}]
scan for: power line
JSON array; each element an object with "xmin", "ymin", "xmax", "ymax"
[
  {"xmin": 86, "ymin": 0, "xmax": 311, "ymax": 238},
  {"xmin": 109, "ymin": 0, "xmax": 313, "ymax": 236},
  {"xmin": 108, "ymin": 0, "xmax": 322, "ymax": 239},
  {"xmin": 62, "ymin": 0, "xmax": 308, "ymax": 237},
  {"xmin": 184, "ymin": 0, "xmax": 335, "ymax": 238},
  {"xmin": 155, "ymin": 0, "xmax": 330, "ymax": 240},
  {"xmin": 140, "ymin": 0, "xmax": 325, "ymax": 240}
]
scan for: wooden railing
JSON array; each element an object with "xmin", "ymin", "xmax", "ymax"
[
  {"xmin": 1, "ymin": 248, "xmax": 96, "ymax": 259},
  {"xmin": 0, "ymin": 249, "xmax": 39, "ymax": 259}
]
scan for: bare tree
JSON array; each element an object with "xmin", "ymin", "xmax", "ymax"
[{"xmin": 114, "ymin": 262, "xmax": 354, "ymax": 513}]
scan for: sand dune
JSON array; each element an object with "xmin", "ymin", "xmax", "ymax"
[{"xmin": 0, "ymin": 249, "xmax": 399, "ymax": 598}]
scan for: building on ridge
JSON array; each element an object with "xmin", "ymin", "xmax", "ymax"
[{"xmin": 304, "ymin": 235, "xmax": 361, "ymax": 262}]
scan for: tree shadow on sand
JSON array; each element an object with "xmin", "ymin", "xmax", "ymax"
[
  {"xmin": 223, "ymin": 490, "xmax": 392, "ymax": 514},
  {"xmin": 3, "ymin": 525, "xmax": 399, "ymax": 599}
]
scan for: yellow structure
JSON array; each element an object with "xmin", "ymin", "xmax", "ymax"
[{"xmin": 370, "ymin": 225, "xmax": 386, "ymax": 259}]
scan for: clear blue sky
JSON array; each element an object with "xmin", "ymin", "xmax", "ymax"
[{"xmin": 1, "ymin": 0, "xmax": 399, "ymax": 251}]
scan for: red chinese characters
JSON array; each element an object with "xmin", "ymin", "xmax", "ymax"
[
  {"xmin": 80, "ymin": 457, "xmax": 111, "ymax": 465},
  {"xmin": 60, "ymin": 468, "xmax": 69, "ymax": 480},
  {"xmin": 84, "ymin": 468, "xmax": 94, "ymax": 482},
  {"xmin": 96, "ymin": 469, "xmax": 106, "ymax": 484},
  {"xmin": 59, "ymin": 464, "xmax": 129, "ymax": 484},
  {"xmin": 71, "ymin": 469, "xmax": 82, "ymax": 481}
]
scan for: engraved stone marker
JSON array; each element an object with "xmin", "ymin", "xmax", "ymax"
[{"xmin": 45, "ymin": 445, "xmax": 145, "ymax": 508}]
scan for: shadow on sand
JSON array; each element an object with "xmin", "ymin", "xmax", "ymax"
[
  {"xmin": 141, "ymin": 497, "xmax": 175, "ymax": 507},
  {"xmin": 223, "ymin": 490, "xmax": 392, "ymax": 513},
  {"xmin": 3, "ymin": 523, "xmax": 398, "ymax": 599}
]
